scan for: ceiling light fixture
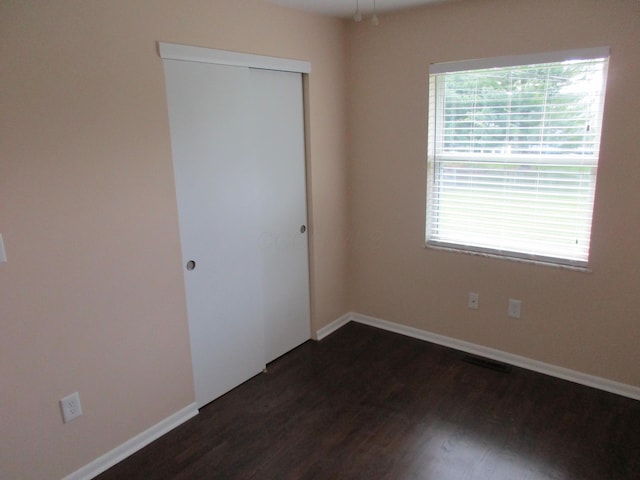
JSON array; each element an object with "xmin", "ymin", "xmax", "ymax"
[
  {"xmin": 371, "ymin": 0, "xmax": 379, "ymax": 26},
  {"xmin": 354, "ymin": 0, "xmax": 380, "ymax": 26},
  {"xmin": 371, "ymin": 0, "xmax": 380, "ymax": 27},
  {"xmin": 353, "ymin": 0, "xmax": 362, "ymax": 22}
]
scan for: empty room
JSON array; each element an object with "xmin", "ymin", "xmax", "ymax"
[{"xmin": 1, "ymin": 0, "xmax": 639, "ymax": 479}]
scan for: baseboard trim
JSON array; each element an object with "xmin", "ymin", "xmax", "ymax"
[
  {"xmin": 315, "ymin": 312, "xmax": 352, "ymax": 341},
  {"xmin": 63, "ymin": 403, "xmax": 199, "ymax": 480},
  {"xmin": 319, "ymin": 312, "xmax": 640, "ymax": 401}
]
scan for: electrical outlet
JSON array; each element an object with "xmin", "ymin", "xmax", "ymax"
[
  {"xmin": 508, "ymin": 299, "xmax": 522, "ymax": 318},
  {"xmin": 468, "ymin": 292, "xmax": 479, "ymax": 309},
  {"xmin": 60, "ymin": 392, "xmax": 82, "ymax": 423}
]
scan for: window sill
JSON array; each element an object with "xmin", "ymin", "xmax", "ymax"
[{"xmin": 425, "ymin": 243, "xmax": 592, "ymax": 273}]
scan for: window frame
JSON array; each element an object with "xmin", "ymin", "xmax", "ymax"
[{"xmin": 426, "ymin": 47, "xmax": 610, "ymax": 269}]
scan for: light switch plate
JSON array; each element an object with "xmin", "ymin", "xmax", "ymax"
[{"xmin": 0, "ymin": 234, "xmax": 6, "ymax": 263}]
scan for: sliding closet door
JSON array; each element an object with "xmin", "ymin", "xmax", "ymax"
[
  {"xmin": 251, "ymin": 69, "xmax": 311, "ymax": 363},
  {"xmin": 164, "ymin": 60, "xmax": 264, "ymax": 408},
  {"xmin": 162, "ymin": 44, "xmax": 312, "ymax": 408}
]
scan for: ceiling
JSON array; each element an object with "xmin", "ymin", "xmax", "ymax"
[{"xmin": 263, "ymin": 0, "xmax": 453, "ymax": 18}]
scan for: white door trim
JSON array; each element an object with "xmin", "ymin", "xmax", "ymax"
[{"xmin": 158, "ymin": 42, "xmax": 311, "ymax": 74}]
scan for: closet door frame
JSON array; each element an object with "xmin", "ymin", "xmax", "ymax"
[
  {"xmin": 159, "ymin": 43, "xmax": 311, "ymax": 74},
  {"xmin": 160, "ymin": 43, "xmax": 312, "ymax": 407}
]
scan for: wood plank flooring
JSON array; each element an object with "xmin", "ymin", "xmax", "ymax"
[{"xmin": 96, "ymin": 322, "xmax": 640, "ymax": 479}]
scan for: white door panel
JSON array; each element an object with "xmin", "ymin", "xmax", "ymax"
[
  {"xmin": 164, "ymin": 60, "xmax": 265, "ymax": 408},
  {"xmin": 163, "ymin": 56, "xmax": 310, "ymax": 409},
  {"xmin": 251, "ymin": 69, "xmax": 311, "ymax": 363}
]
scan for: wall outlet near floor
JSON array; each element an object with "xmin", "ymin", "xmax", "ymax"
[
  {"xmin": 60, "ymin": 392, "xmax": 83, "ymax": 423},
  {"xmin": 468, "ymin": 292, "xmax": 479, "ymax": 309},
  {"xmin": 508, "ymin": 299, "xmax": 522, "ymax": 318}
]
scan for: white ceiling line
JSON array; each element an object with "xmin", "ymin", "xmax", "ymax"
[{"xmin": 262, "ymin": 0, "xmax": 455, "ymax": 18}]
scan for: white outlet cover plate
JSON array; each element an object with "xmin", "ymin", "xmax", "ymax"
[
  {"xmin": 508, "ymin": 299, "xmax": 522, "ymax": 318},
  {"xmin": 60, "ymin": 392, "xmax": 83, "ymax": 423},
  {"xmin": 468, "ymin": 292, "xmax": 479, "ymax": 309}
]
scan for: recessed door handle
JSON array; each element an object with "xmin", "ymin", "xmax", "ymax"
[
  {"xmin": 300, "ymin": 225, "xmax": 306, "ymax": 234},
  {"xmin": 186, "ymin": 260, "xmax": 196, "ymax": 271}
]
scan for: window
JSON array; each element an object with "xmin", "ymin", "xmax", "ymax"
[{"xmin": 426, "ymin": 48, "xmax": 609, "ymax": 268}]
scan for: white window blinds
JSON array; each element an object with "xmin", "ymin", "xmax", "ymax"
[{"xmin": 426, "ymin": 48, "xmax": 609, "ymax": 267}]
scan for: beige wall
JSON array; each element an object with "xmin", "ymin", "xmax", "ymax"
[
  {"xmin": 347, "ymin": 0, "xmax": 640, "ymax": 385},
  {"xmin": 0, "ymin": 1, "xmax": 348, "ymax": 478},
  {"xmin": 3, "ymin": 0, "xmax": 639, "ymax": 477}
]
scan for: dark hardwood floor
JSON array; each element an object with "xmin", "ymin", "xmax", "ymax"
[{"xmin": 96, "ymin": 322, "xmax": 640, "ymax": 479}]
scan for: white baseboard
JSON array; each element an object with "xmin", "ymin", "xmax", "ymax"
[
  {"xmin": 315, "ymin": 312, "xmax": 352, "ymax": 340},
  {"xmin": 318, "ymin": 312, "xmax": 640, "ymax": 401},
  {"xmin": 63, "ymin": 403, "xmax": 199, "ymax": 480}
]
